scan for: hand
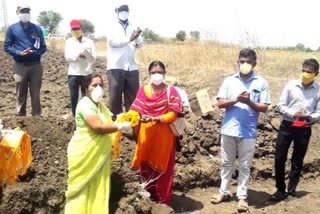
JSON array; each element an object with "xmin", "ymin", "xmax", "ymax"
[
  {"xmin": 130, "ymin": 28, "xmax": 141, "ymax": 41},
  {"xmin": 117, "ymin": 122, "xmax": 131, "ymax": 131},
  {"xmin": 20, "ymin": 48, "xmax": 32, "ymax": 56},
  {"xmin": 293, "ymin": 110, "xmax": 304, "ymax": 119},
  {"xmin": 297, "ymin": 115, "xmax": 311, "ymax": 122},
  {"xmin": 79, "ymin": 52, "xmax": 86, "ymax": 58},
  {"xmin": 238, "ymin": 91, "xmax": 251, "ymax": 104},
  {"xmin": 140, "ymin": 115, "xmax": 152, "ymax": 123}
]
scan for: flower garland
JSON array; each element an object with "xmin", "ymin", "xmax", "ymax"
[{"xmin": 112, "ymin": 111, "xmax": 140, "ymax": 160}]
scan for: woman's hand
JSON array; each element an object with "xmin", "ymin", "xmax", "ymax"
[{"xmin": 140, "ymin": 115, "xmax": 160, "ymax": 123}]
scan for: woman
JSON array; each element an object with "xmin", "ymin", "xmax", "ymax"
[
  {"xmin": 130, "ymin": 61, "xmax": 184, "ymax": 205},
  {"xmin": 65, "ymin": 74, "xmax": 131, "ymax": 214}
]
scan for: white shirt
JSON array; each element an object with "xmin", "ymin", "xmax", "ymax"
[
  {"xmin": 106, "ymin": 20, "xmax": 143, "ymax": 71},
  {"xmin": 65, "ymin": 36, "xmax": 97, "ymax": 76},
  {"xmin": 276, "ymin": 79, "xmax": 320, "ymax": 123}
]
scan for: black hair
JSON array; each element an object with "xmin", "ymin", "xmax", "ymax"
[
  {"xmin": 117, "ymin": 5, "xmax": 129, "ymax": 12},
  {"xmin": 148, "ymin": 61, "xmax": 166, "ymax": 72},
  {"xmin": 239, "ymin": 48, "xmax": 257, "ymax": 64},
  {"xmin": 303, "ymin": 58, "xmax": 319, "ymax": 72},
  {"xmin": 82, "ymin": 74, "xmax": 103, "ymax": 94}
]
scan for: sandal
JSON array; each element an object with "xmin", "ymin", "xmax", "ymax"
[
  {"xmin": 237, "ymin": 199, "xmax": 249, "ymax": 213},
  {"xmin": 210, "ymin": 194, "xmax": 230, "ymax": 204}
]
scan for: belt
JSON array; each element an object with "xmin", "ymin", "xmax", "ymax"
[{"xmin": 17, "ymin": 61, "xmax": 41, "ymax": 66}]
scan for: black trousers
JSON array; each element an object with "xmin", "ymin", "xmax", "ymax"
[
  {"xmin": 107, "ymin": 69, "xmax": 139, "ymax": 115},
  {"xmin": 275, "ymin": 120, "xmax": 311, "ymax": 194},
  {"xmin": 68, "ymin": 75, "xmax": 86, "ymax": 116}
]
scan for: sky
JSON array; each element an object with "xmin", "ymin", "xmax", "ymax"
[{"xmin": 2, "ymin": 0, "xmax": 320, "ymax": 49}]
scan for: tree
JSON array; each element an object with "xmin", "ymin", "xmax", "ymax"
[
  {"xmin": 176, "ymin": 30, "xmax": 186, "ymax": 42},
  {"xmin": 295, "ymin": 43, "xmax": 305, "ymax": 51},
  {"xmin": 80, "ymin": 19, "xmax": 95, "ymax": 35},
  {"xmin": 141, "ymin": 28, "xmax": 160, "ymax": 41},
  {"xmin": 190, "ymin": 31, "xmax": 200, "ymax": 41},
  {"xmin": 37, "ymin": 11, "xmax": 63, "ymax": 34}
]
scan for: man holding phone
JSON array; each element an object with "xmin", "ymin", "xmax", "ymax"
[{"xmin": 106, "ymin": 2, "xmax": 143, "ymax": 120}]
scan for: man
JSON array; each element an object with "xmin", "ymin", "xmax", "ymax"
[
  {"xmin": 65, "ymin": 19, "xmax": 96, "ymax": 116},
  {"xmin": 271, "ymin": 58, "xmax": 320, "ymax": 201},
  {"xmin": 4, "ymin": 3, "xmax": 47, "ymax": 116},
  {"xmin": 107, "ymin": 2, "xmax": 143, "ymax": 119},
  {"xmin": 211, "ymin": 49, "xmax": 270, "ymax": 212}
]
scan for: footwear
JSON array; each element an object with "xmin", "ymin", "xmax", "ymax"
[
  {"xmin": 237, "ymin": 199, "xmax": 249, "ymax": 213},
  {"xmin": 270, "ymin": 190, "xmax": 287, "ymax": 202},
  {"xmin": 210, "ymin": 194, "xmax": 231, "ymax": 204}
]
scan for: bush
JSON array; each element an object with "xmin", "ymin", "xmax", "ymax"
[{"xmin": 176, "ymin": 30, "xmax": 186, "ymax": 42}]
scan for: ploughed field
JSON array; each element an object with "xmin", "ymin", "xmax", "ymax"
[{"xmin": 0, "ymin": 43, "xmax": 319, "ymax": 214}]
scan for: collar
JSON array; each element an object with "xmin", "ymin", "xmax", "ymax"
[
  {"xmin": 235, "ymin": 71, "xmax": 258, "ymax": 82},
  {"xmin": 296, "ymin": 80, "xmax": 317, "ymax": 89},
  {"xmin": 19, "ymin": 21, "xmax": 31, "ymax": 29},
  {"xmin": 118, "ymin": 20, "xmax": 129, "ymax": 29}
]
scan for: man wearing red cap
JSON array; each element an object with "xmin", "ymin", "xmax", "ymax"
[
  {"xmin": 4, "ymin": 3, "xmax": 47, "ymax": 116},
  {"xmin": 107, "ymin": 3, "xmax": 143, "ymax": 119},
  {"xmin": 65, "ymin": 19, "xmax": 96, "ymax": 116}
]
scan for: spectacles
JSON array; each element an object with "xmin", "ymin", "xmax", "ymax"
[{"xmin": 239, "ymin": 60, "xmax": 253, "ymax": 64}]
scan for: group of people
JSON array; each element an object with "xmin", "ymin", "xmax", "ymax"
[{"xmin": 3, "ymin": 2, "xmax": 320, "ymax": 214}]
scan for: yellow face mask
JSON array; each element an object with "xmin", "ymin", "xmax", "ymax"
[
  {"xmin": 72, "ymin": 30, "xmax": 83, "ymax": 38},
  {"xmin": 240, "ymin": 62, "xmax": 253, "ymax": 75},
  {"xmin": 300, "ymin": 72, "xmax": 316, "ymax": 85}
]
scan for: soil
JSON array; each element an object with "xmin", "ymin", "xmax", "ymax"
[{"xmin": 0, "ymin": 43, "xmax": 319, "ymax": 214}]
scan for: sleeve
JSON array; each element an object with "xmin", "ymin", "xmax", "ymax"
[
  {"xmin": 161, "ymin": 111, "xmax": 178, "ymax": 124},
  {"xmin": 107, "ymin": 24, "xmax": 131, "ymax": 48},
  {"xmin": 4, "ymin": 27, "xmax": 21, "ymax": 57},
  {"xmin": 310, "ymin": 94, "xmax": 320, "ymax": 123},
  {"xmin": 276, "ymin": 82, "xmax": 296, "ymax": 119},
  {"xmin": 78, "ymin": 100, "xmax": 98, "ymax": 117},
  {"xmin": 32, "ymin": 26, "xmax": 47, "ymax": 56},
  {"xmin": 65, "ymin": 39, "xmax": 79, "ymax": 62},
  {"xmin": 259, "ymin": 80, "xmax": 271, "ymax": 105},
  {"xmin": 84, "ymin": 40, "xmax": 97, "ymax": 64},
  {"xmin": 134, "ymin": 35, "xmax": 143, "ymax": 48},
  {"xmin": 216, "ymin": 79, "xmax": 228, "ymax": 100}
]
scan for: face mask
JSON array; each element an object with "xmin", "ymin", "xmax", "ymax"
[
  {"xmin": 72, "ymin": 30, "xmax": 83, "ymax": 38},
  {"xmin": 239, "ymin": 62, "xmax": 253, "ymax": 75},
  {"xmin": 151, "ymin": 73, "xmax": 164, "ymax": 85},
  {"xmin": 301, "ymin": 72, "xmax": 315, "ymax": 85},
  {"xmin": 18, "ymin": 13, "xmax": 31, "ymax": 23},
  {"xmin": 118, "ymin": 11, "xmax": 129, "ymax": 21},
  {"xmin": 91, "ymin": 86, "xmax": 104, "ymax": 103}
]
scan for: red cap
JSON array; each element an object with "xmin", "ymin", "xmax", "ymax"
[{"xmin": 70, "ymin": 20, "xmax": 81, "ymax": 29}]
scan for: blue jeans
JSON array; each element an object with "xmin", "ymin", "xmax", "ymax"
[{"xmin": 68, "ymin": 75, "xmax": 86, "ymax": 116}]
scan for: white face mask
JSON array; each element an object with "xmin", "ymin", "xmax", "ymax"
[
  {"xmin": 151, "ymin": 73, "xmax": 164, "ymax": 85},
  {"xmin": 91, "ymin": 86, "xmax": 104, "ymax": 103},
  {"xmin": 239, "ymin": 62, "xmax": 253, "ymax": 75},
  {"xmin": 18, "ymin": 13, "xmax": 31, "ymax": 23},
  {"xmin": 118, "ymin": 11, "xmax": 129, "ymax": 21}
]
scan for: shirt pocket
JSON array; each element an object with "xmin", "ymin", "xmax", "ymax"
[{"xmin": 251, "ymin": 89, "xmax": 260, "ymax": 102}]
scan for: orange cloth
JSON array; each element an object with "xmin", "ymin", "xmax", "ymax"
[
  {"xmin": 132, "ymin": 86, "xmax": 177, "ymax": 172},
  {"xmin": 0, "ymin": 129, "xmax": 33, "ymax": 186}
]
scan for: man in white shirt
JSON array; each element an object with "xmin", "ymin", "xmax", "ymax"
[
  {"xmin": 65, "ymin": 19, "xmax": 96, "ymax": 116},
  {"xmin": 107, "ymin": 3, "xmax": 143, "ymax": 119},
  {"xmin": 271, "ymin": 58, "xmax": 320, "ymax": 201}
]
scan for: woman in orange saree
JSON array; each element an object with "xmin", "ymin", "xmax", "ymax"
[{"xmin": 130, "ymin": 61, "xmax": 184, "ymax": 205}]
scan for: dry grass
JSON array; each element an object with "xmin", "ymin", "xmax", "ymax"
[{"xmin": 45, "ymin": 39, "xmax": 320, "ymax": 102}]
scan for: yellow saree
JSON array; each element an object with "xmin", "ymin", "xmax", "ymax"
[{"xmin": 65, "ymin": 97, "xmax": 113, "ymax": 214}]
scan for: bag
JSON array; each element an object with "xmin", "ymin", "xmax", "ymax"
[{"xmin": 167, "ymin": 86, "xmax": 188, "ymax": 136}]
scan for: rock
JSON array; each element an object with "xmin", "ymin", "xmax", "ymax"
[
  {"xmin": 151, "ymin": 203, "xmax": 174, "ymax": 214},
  {"xmin": 271, "ymin": 118, "xmax": 281, "ymax": 131},
  {"xmin": 188, "ymin": 142, "xmax": 196, "ymax": 153}
]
